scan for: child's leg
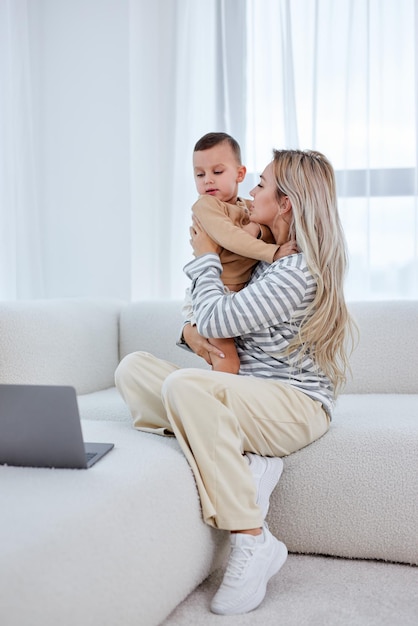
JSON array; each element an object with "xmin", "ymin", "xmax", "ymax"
[
  {"xmin": 208, "ymin": 284, "xmax": 242, "ymax": 374},
  {"xmin": 209, "ymin": 337, "xmax": 240, "ymax": 374}
]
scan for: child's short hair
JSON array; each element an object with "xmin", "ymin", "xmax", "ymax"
[{"xmin": 194, "ymin": 132, "xmax": 242, "ymax": 164}]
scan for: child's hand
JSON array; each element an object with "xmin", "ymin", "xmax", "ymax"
[
  {"xmin": 273, "ymin": 239, "xmax": 299, "ymax": 261},
  {"xmin": 190, "ymin": 216, "xmax": 222, "ymax": 257}
]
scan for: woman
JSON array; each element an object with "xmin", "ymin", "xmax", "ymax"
[{"xmin": 115, "ymin": 149, "xmax": 355, "ymax": 616}]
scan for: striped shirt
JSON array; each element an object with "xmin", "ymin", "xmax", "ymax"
[{"xmin": 184, "ymin": 252, "xmax": 334, "ymax": 417}]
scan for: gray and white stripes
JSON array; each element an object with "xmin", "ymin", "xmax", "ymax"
[{"xmin": 184, "ymin": 252, "xmax": 334, "ymax": 416}]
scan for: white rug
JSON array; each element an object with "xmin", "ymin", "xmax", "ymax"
[{"xmin": 163, "ymin": 554, "xmax": 418, "ymax": 625}]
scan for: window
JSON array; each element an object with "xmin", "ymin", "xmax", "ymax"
[{"xmin": 243, "ymin": 0, "xmax": 418, "ymax": 300}]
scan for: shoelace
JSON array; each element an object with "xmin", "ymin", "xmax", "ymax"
[{"xmin": 224, "ymin": 544, "xmax": 256, "ymax": 581}]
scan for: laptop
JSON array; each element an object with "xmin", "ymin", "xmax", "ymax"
[{"xmin": 0, "ymin": 384, "xmax": 114, "ymax": 469}]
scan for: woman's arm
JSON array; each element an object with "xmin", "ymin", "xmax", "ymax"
[
  {"xmin": 181, "ymin": 323, "xmax": 226, "ymax": 366},
  {"xmin": 188, "ymin": 215, "xmax": 312, "ymax": 339}
]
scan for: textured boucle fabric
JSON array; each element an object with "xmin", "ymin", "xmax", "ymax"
[
  {"xmin": 0, "ymin": 421, "xmax": 228, "ymax": 626},
  {"xmin": 164, "ymin": 554, "xmax": 418, "ymax": 626},
  {"xmin": 1, "ymin": 297, "xmax": 418, "ymax": 626},
  {"xmin": 119, "ymin": 300, "xmax": 209, "ymax": 368},
  {"xmin": 77, "ymin": 386, "xmax": 132, "ymax": 422},
  {"xmin": 121, "ymin": 299, "xmax": 418, "ymax": 393},
  {"xmin": 344, "ymin": 301, "xmax": 418, "ymax": 394},
  {"xmin": 269, "ymin": 393, "xmax": 418, "ymax": 565},
  {"xmin": 0, "ymin": 299, "xmax": 121, "ymax": 394}
]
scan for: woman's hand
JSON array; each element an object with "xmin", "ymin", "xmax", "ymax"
[
  {"xmin": 182, "ymin": 323, "xmax": 225, "ymax": 366},
  {"xmin": 189, "ymin": 216, "xmax": 222, "ymax": 257}
]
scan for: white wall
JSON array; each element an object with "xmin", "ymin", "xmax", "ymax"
[{"xmin": 29, "ymin": 0, "xmax": 132, "ymax": 299}]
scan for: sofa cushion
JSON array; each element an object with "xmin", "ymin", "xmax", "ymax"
[
  {"xmin": 0, "ymin": 420, "xmax": 228, "ymax": 626},
  {"xmin": 77, "ymin": 387, "xmax": 132, "ymax": 422},
  {"xmin": 119, "ymin": 300, "xmax": 208, "ymax": 369},
  {"xmin": 0, "ymin": 299, "xmax": 122, "ymax": 394},
  {"xmin": 346, "ymin": 301, "xmax": 418, "ymax": 393},
  {"xmin": 269, "ymin": 393, "xmax": 418, "ymax": 565}
]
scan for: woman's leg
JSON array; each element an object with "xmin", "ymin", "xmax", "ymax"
[
  {"xmin": 114, "ymin": 351, "xmax": 180, "ymax": 434},
  {"xmin": 161, "ymin": 367, "xmax": 329, "ymax": 616},
  {"xmin": 161, "ymin": 368, "xmax": 329, "ymax": 531}
]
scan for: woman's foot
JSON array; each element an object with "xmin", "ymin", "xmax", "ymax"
[
  {"xmin": 245, "ymin": 453, "xmax": 284, "ymax": 517},
  {"xmin": 210, "ymin": 524, "xmax": 288, "ymax": 615}
]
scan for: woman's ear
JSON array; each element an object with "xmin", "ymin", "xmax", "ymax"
[{"xmin": 280, "ymin": 196, "xmax": 292, "ymax": 214}]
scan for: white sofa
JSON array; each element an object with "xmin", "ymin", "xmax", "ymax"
[{"xmin": 0, "ymin": 298, "xmax": 417, "ymax": 626}]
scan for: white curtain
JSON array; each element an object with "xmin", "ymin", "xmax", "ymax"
[
  {"xmin": 0, "ymin": 0, "xmax": 417, "ymax": 301},
  {"xmin": 128, "ymin": 0, "xmax": 247, "ymax": 299},
  {"xmin": 245, "ymin": 0, "xmax": 418, "ymax": 300},
  {"xmin": 0, "ymin": 0, "xmax": 44, "ymax": 299}
]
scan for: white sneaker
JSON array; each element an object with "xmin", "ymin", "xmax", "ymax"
[
  {"xmin": 245, "ymin": 453, "xmax": 284, "ymax": 518},
  {"xmin": 210, "ymin": 524, "xmax": 288, "ymax": 615}
]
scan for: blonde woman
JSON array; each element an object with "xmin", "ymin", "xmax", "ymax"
[{"xmin": 115, "ymin": 149, "xmax": 355, "ymax": 616}]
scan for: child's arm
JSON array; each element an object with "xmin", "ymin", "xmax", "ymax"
[
  {"xmin": 241, "ymin": 221, "xmax": 262, "ymax": 238},
  {"xmin": 193, "ymin": 196, "xmax": 280, "ymax": 263},
  {"xmin": 273, "ymin": 239, "xmax": 299, "ymax": 261}
]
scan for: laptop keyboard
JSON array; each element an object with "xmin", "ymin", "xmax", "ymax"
[{"xmin": 85, "ymin": 452, "xmax": 96, "ymax": 462}]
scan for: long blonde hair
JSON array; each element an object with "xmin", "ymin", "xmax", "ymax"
[{"xmin": 272, "ymin": 149, "xmax": 357, "ymax": 396}]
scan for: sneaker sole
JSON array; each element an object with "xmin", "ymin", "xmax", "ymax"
[{"xmin": 211, "ymin": 538, "xmax": 288, "ymax": 615}]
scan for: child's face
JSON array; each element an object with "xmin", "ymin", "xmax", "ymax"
[{"xmin": 193, "ymin": 142, "xmax": 246, "ymax": 203}]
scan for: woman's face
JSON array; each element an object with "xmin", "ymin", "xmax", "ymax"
[{"xmin": 248, "ymin": 162, "xmax": 281, "ymax": 228}]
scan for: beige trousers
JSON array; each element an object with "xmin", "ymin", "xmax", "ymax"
[{"xmin": 115, "ymin": 351, "xmax": 330, "ymax": 531}]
